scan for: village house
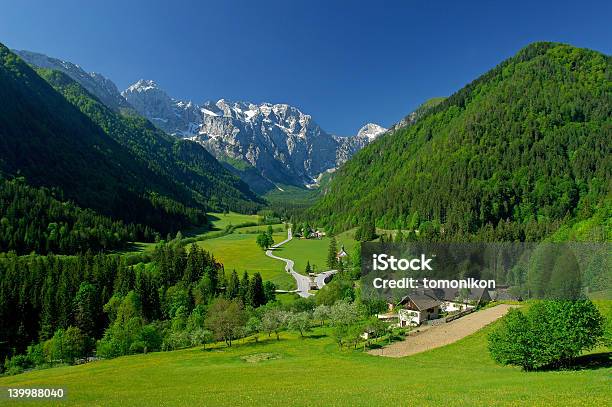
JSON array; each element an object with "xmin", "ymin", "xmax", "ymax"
[
  {"xmin": 396, "ymin": 293, "xmax": 442, "ymax": 326},
  {"xmin": 387, "ymin": 285, "xmax": 492, "ymax": 326},
  {"xmin": 309, "ymin": 230, "xmax": 325, "ymax": 239},
  {"xmin": 431, "ymin": 286, "xmax": 491, "ymax": 312},
  {"xmin": 336, "ymin": 245, "xmax": 348, "ymax": 260}
]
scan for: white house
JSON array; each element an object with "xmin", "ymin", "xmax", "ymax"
[
  {"xmin": 387, "ymin": 286, "xmax": 492, "ymax": 326},
  {"xmin": 336, "ymin": 245, "xmax": 348, "ymax": 260}
]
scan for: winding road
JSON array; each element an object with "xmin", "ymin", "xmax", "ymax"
[{"xmin": 265, "ymin": 229, "xmax": 336, "ymax": 297}]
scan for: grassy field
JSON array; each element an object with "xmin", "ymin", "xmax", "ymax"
[
  {"xmin": 233, "ymin": 224, "xmax": 285, "ymax": 234},
  {"xmin": 1, "ymin": 323, "xmax": 609, "ymax": 406},
  {"xmin": 196, "ymin": 230, "xmax": 294, "ymax": 290},
  {"xmin": 277, "ymin": 229, "xmax": 359, "ymax": 274},
  {"xmin": 118, "ymin": 212, "xmax": 293, "ymax": 290},
  {"xmin": 205, "ymin": 212, "xmax": 261, "ymax": 231},
  {"xmin": 118, "ymin": 212, "xmax": 263, "ymax": 257}
]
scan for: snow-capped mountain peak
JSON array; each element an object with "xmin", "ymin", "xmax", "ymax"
[
  {"xmin": 14, "ymin": 49, "xmax": 387, "ymax": 194},
  {"xmin": 125, "ymin": 79, "xmax": 160, "ymax": 93},
  {"xmin": 121, "ymin": 80, "xmax": 384, "ymax": 192},
  {"xmin": 356, "ymin": 123, "xmax": 387, "ymax": 141},
  {"xmin": 122, "ymin": 79, "xmax": 201, "ymax": 136}
]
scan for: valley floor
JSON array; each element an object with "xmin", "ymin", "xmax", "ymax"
[{"xmin": 0, "ymin": 323, "xmax": 609, "ymax": 406}]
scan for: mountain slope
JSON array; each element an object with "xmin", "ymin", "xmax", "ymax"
[
  {"xmin": 387, "ymin": 97, "xmax": 446, "ymax": 133},
  {"xmin": 0, "ymin": 44, "xmax": 258, "ymax": 234},
  {"xmin": 37, "ymin": 69, "xmax": 261, "ymax": 214},
  {"xmin": 14, "ymin": 49, "xmax": 133, "ymax": 113},
  {"xmin": 122, "ymin": 80, "xmax": 386, "ymax": 192},
  {"xmin": 311, "ymin": 42, "xmax": 611, "ymax": 239}
]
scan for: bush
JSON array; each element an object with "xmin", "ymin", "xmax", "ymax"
[
  {"xmin": 3, "ymin": 354, "xmax": 32, "ymax": 376},
  {"xmin": 488, "ymin": 300, "xmax": 604, "ymax": 370}
]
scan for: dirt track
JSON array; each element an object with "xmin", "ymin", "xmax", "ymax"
[{"xmin": 369, "ymin": 304, "xmax": 517, "ymax": 358}]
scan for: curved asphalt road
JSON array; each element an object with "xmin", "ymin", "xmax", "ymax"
[{"xmin": 265, "ymin": 229, "xmax": 336, "ymax": 298}]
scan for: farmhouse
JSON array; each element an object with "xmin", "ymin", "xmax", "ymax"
[
  {"xmin": 389, "ymin": 286, "xmax": 492, "ymax": 326},
  {"xmin": 431, "ymin": 286, "xmax": 491, "ymax": 312},
  {"xmin": 396, "ymin": 293, "xmax": 442, "ymax": 326}
]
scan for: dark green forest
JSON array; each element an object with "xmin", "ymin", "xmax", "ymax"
[
  {"xmin": 0, "ymin": 178, "xmax": 158, "ymax": 254},
  {"xmin": 311, "ymin": 43, "xmax": 611, "ymax": 241},
  {"xmin": 0, "ymin": 240, "xmax": 276, "ymax": 368}
]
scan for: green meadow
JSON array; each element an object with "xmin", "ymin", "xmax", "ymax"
[
  {"xmin": 205, "ymin": 212, "xmax": 262, "ymax": 231},
  {"xmin": 0, "ymin": 323, "xmax": 609, "ymax": 406},
  {"xmin": 278, "ymin": 229, "xmax": 359, "ymax": 274},
  {"xmin": 196, "ymin": 230, "xmax": 294, "ymax": 290}
]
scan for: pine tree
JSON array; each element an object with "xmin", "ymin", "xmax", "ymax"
[
  {"xmin": 327, "ymin": 237, "xmax": 338, "ymax": 270},
  {"xmin": 239, "ymin": 271, "xmax": 250, "ymax": 304},
  {"xmin": 39, "ymin": 274, "xmax": 56, "ymax": 341},
  {"xmin": 263, "ymin": 281, "xmax": 277, "ymax": 303},
  {"xmin": 226, "ymin": 270, "xmax": 240, "ymax": 299},
  {"xmin": 73, "ymin": 282, "xmax": 97, "ymax": 338},
  {"xmin": 247, "ymin": 273, "xmax": 266, "ymax": 308},
  {"xmin": 205, "ymin": 264, "xmax": 219, "ymax": 296},
  {"xmin": 183, "ymin": 243, "xmax": 201, "ymax": 284}
]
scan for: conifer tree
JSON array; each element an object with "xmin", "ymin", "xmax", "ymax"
[
  {"xmin": 327, "ymin": 237, "xmax": 338, "ymax": 270},
  {"xmin": 226, "ymin": 270, "xmax": 240, "ymax": 299},
  {"xmin": 239, "ymin": 271, "xmax": 250, "ymax": 304},
  {"xmin": 247, "ymin": 273, "xmax": 266, "ymax": 308}
]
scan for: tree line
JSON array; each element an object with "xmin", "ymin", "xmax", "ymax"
[{"xmin": 0, "ymin": 237, "xmax": 278, "ymax": 374}]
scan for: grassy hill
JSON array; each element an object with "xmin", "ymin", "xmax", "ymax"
[
  {"xmin": 310, "ymin": 42, "xmax": 611, "ymax": 240},
  {"xmin": 0, "ymin": 322, "xmax": 609, "ymax": 406}
]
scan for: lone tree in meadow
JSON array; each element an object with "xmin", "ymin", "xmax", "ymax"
[
  {"xmin": 256, "ymin": 232, "xmax": 273, "ymax": 250},
  {"xmin": 205, "ymin": 298, "xmax": 246, "ymax": 347}
]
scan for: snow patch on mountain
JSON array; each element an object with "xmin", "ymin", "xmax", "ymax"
[{"xmin": 123, "ymin": 79, "xmax": 386, "ymax": 189}]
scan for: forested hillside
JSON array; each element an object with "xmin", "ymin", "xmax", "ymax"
[
  {"xmin": 311, "ymin": 43, "xmax": 611, "ymax": 241},
  {"xmin": 0, "ymin": 44, "xmax": 261, "ymax": 237},
  {"xmin": 36, "ymin": 68, "xmax": 261, "ymax": 213}
]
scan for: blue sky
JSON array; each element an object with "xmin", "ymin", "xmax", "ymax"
[{"xmin": 1, "ymin": 0, "xmax": 611, "ymax": 135}]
